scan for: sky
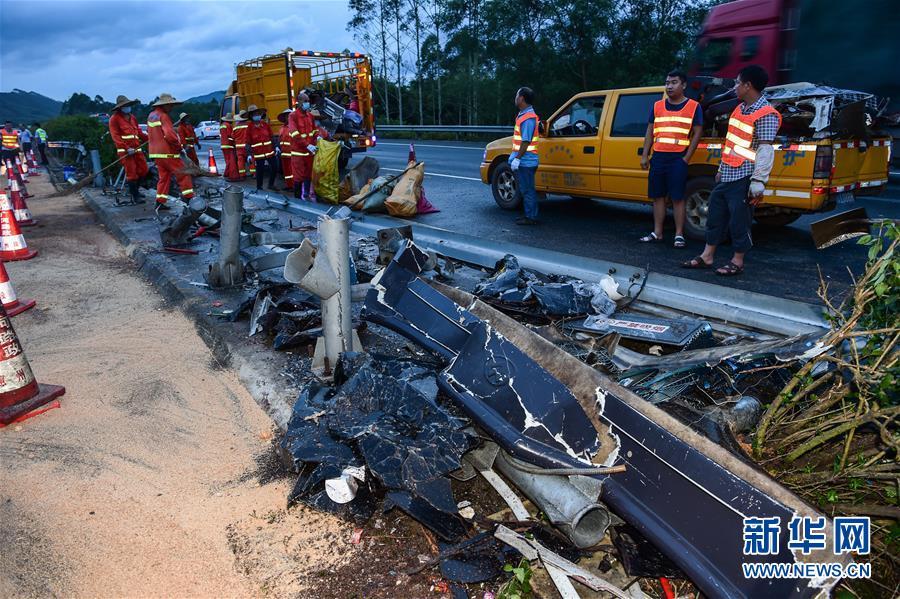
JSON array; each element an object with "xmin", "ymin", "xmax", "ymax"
[{"xmin": 0, "ymin": 0, "xmax": 357, "ymax": 102}]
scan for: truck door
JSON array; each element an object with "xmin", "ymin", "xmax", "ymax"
[
  {"xmin": 536, "ymin": 95, "xmax": 606, "ymax": 195},
  {"xmin": 601, "ymin": 91, "xmax": 661, "ymax": 198}
]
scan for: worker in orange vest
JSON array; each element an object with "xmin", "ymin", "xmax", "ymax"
[
  {"xmin": 232, "ymin": 110, "xmax": 250, "ymax": 180},
  {"xmin": 175, "ymin": 113, "xmax": 200, "ymax": 165},
  {"xmin": 219, "ymin": 113, "xmax": 240, "ymax": 181},
  {"xmin": 247, "ymin": 104, "xmax": 276, "ymax": 191},
  {"xmin": 682, "ymin": 65, "xmax": 781, "ymax": 276},
  {"xmin": 640, "ymin": 70, "xmax": 703, "ymax": 248},
  {"xmin": 108, "ymin": 95, "xmax": 149, "ymax": 204},
  {"xmin": 147, "ymin": 93, "xmax": 194, "ymax": 211},
  {"xmin": 276, "ymin": 108, "xmax": 294, "ymax": 190},
  {"xmin": 1, "ymin": 119, "xmax": 20, "ymax": 166},
  {"xmin": 289, "ymin": 92, "xmax": 319, "ymax": 201}
]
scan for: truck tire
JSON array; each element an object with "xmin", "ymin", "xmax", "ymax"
[
  {"xmin": 683, "ymin": 176, "xmax": 715, "ymax": 241},
  {"xmin": 491, "ymin": 162, "xmax": 522, "ymax": 210},
  {"xmin": 754, "ymin": 214, "xmax": 801, "ymax": 227}
]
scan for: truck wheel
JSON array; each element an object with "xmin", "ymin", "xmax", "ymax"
[
  {"xmin": 491, "ymin": 162, "xmax": 522, "ymax": 210},
  {"xmin": 754, "ymin": 214, "xmax": 801, "ymax": 227},
  {"xmin": 683, "ymin": 177, "xmax": 715, "ymax": 241}
]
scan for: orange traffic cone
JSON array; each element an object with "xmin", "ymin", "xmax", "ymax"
[
  {"xmin": 0, "ymin": 260, "xmax": 35, "ymax": 317},
  {"xmin": 0, "ymin": 189, "xmax": 37, "ymax": 262},
  {"xmin": 5, "ymin": 159, "xmax": 29, "ymax": 198},
  {"xmin": 207, "ymin": 148, "xmax": 218, "ymax": 174},
  {"xmin": 27, "ymin": 150, "xmax": 40, "ymax": 174},
  {"xmin": 9, "ymin": 180, "xmax": 35, "ymax": 226},
  {"xmin": 408, "ymin": 142, "xmax": 416, "ymax": 163},
  {"xmin": 0, "ymin": 304, "xmax": 65, "ymax": 426},
  {"xmin": 16, "ymin": 155, "xmax": 28, "ymax": 180}
]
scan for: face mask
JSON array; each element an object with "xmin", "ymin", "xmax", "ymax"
[
  {"xmin": 122, "ymin": 106, "xmax": 132, "ymax": 114},
  {"xmin": 252, "ymin": 115, "xmax": 262, "ymax": 122},
  {"xmin": 302, "ymin": 102, "xmax": 311, "ymax": 111}
]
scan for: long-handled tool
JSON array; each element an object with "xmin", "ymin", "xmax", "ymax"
[
  {"xmin": 48, "ymin": 142, "xmax": 149, "ymax": 198},
  {"xmin": 810, "ymin": 207, "xmax": 899, "ymax": 249}
]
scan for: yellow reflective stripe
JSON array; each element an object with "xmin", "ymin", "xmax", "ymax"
[
  {"xmin": 725, "ymin": 131, "xmax": 752, "ymax": 148},
  {"xmin": 655, "ymin": 115, "xmax": 694, "ymax": 124},
  {"xmin": 728, "ymin": 118, "xmax": 754, "ymax": 134},
  {"xmin": 147, "ymin": 121, "xmax": 162, "ymax": 127},
  {"xmin": 290, "ymin": 131, "xmax": 300, "ymax": 137},
  {"xmin": 156, "ymin": 194, "xmax": 168, "ymax": 199},
  {"xmin": 149, "ymin": 153, "xmax": 180, "ymax": 158},
  {"xmin": 251, "ymin": 142, "xmax": 265, "ymax": 147},
  {"xmin": 121, "ymin": 135, "xmax": 139, "ymax": 139},
  {"xmin": 729, "ymin": 144, "xmax": 756, "ymax": 160},
  {"xmin": 294, "ymin": 151, "xmax": 310, "ymax": 157},
  {"xmin": 654, "ymin": 137, "xmax": 690, "ymax": 146},
  {"xmin": 653, "ymin": 126, "xmax": 691, "ymax": 135},
  {"xmin": 233, "ymin": 125, "xmax": 248, "ymax": 130},
  {"xmin": 221, "ymin": 144, "xmax": 234, "ymax": 149},
  {"xmin": 181, "ymin": 188, "xmax": 193, "ymax": 195},
  {"xmin": 117, "ymin": 148, "xmax": 127, "ymax": 153}
]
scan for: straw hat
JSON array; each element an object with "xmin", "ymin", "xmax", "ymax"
[
  {"xmin": 277, "ymin": 108, "xmax": 292, "ymax": 121},
  {"xmin": 221, "ymin": 113, "xmax": 235, "ymax": 123},
  {"xmin": 152, "ymin": 93, "xmax": 182, "ymax": 107},
  {"xmin": 234, "ymin": 110, "xmax": 248, "ymax": 122},
  {"xmin": 174, "ymin": 112, "xmax": 190, "ymax": 125},
  {"xmin": 246, "ymin": 104, "xmax": 261, "ymax": 114},
  {"xmin": 113, "ymin": 95, "xmax": 140, "ymax": 111}
]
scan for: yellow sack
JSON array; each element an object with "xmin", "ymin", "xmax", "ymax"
[
  {"xmin": 312, "ymin": 139, "xmax": 341, "ymax": 204},
  {"xmin": 342, "ymin": 179, "xmax": 373, "ymax": 211},
  {"xmin": 385, "ymin": 161, "xmax": 424, "ymax": 217}
]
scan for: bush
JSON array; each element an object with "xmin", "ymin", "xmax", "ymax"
[{"xmin": 44, "ymin": 115, "xmax": 117, "ymax": 168}]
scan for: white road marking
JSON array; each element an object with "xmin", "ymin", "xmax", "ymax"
[
  {"xmin": 890, "ymin": 171, "xmax": 900, "ymax": 176},
  {"xmin": 382, "ymin": 167, "xmax": 481, "ymax": 182},
  {"xmin": 377, "ymin": 141, "xmax": 485, "ymax": 151}
]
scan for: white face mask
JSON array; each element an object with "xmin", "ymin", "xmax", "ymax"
[{"xmin": 122, "ymin": 106, "xmax": 132, "ymax": 114}]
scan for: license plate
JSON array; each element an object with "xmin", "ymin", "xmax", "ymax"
[{"xmin": 834, "ymin": 191, "xmax": 855, "ymax": 205}]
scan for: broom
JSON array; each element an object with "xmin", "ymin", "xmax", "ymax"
[{"xmin": 48, "ymin": 142, "xmax": 149, "ymax": 198}]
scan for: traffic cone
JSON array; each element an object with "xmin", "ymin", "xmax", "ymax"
[
  {"xmin": 207, "ymin": 148, "xmax": 218, "ymax": 174},
  {"xmin": 0, "ymin": 189, "xmax": 37, "ymax": 261},
  {"xmin": 0, "ymin": 260, "xmax": 35, "ymax": 317},
  {"xmin": 0, "ymin": 304, "xmax": 65, "ymax": 426},
  {"xmin": 5, "ymin": 159, "xmax": 29, "ymax": 198},
  {"xmin": 17, "ymin": 155, "xmax": 28, "ymax": 180},
  {"xmin": 27, "ymin": 150, "xmax": 40, "ymax": 174},
  {"xmin": 9, "ymin": 180, "xmax": 35, "ymax": 226},
  {"xmin": 408, "ymin": 142, "xmax": 416, "ymax": 164}
]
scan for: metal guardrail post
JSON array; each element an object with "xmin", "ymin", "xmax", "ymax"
[{"xmin": 90, "ymin": 149, "xmax": 104, "ymax": 188}]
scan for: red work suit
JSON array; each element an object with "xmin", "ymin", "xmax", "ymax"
[
  {"xmin": 220, "ymin": 122, "xmax": 239, "ymax": 181},
  {"xmin": 232, "ymin": 120, "xmax": 249, "ymax": 178},
  {"xmin": 177, "ymin": 121, "xmax": 199, "ymax": 165},
  {"xmin": 279, "ymin": 116, "xmax": 294, "ymax": 186},
  {"xmin": 289, "ymin": 109, "xmax": 318, "ymax": 184},
  {"xmin": 108, "ymin": 111, "xmax": 149, "ymax": 182},
  {"xmin": 248, "ymin": 121, "xmax": 275, "ymax": 160},
  {"xmin": 147, "ymin": 109, "xmax": 193, "ymax": 204}
]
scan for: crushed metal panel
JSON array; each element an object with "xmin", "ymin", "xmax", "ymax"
[{"xmin": 365, "ymin": 242, "xmax": 848, "ymax": 599}]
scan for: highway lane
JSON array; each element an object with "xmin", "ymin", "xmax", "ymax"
[{"xmin": 202, "ymin": 137, "xmax": 899, "ymax": 304}]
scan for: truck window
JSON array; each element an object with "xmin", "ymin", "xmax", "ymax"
[
  {"xmin": 696, "ymin": 37, "xmax": 733, "ymax": 74},
  {"xmin": 610, "ymin": 93, "xmax": 659, "ymax": 137},
  {"xmin": 741, "ymin": 35, "xmax": 760, "ymax": 61},
  {"xmin": 549, "ymin": 96, "xmax": 605, "ymax": 137}
]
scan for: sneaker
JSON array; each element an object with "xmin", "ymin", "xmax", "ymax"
[{"xmin": 515, "ymin": 216, "xmax": 539, "ymax": 225}]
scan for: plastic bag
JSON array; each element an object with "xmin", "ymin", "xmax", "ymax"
[{"xmin": 312, "ymin": 139, "xmax": 342, "ymax": 204}]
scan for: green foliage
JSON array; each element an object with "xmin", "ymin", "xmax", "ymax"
[
  {"xmin": 498, "ymin": 558, "xmax": 533, "ymax": 599},
  {"xmin": 44, "ymin": 115, "xmax": 117, "ymax": 168}
]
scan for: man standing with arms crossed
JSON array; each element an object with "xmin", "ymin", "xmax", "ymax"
[
  {"xmin": 640, "ymin": 70, "xmax": 703, "ymax": 248},
  {"xmin": 682, "ymin": 65, "xmax": 781, "ymax": 276},
  {"xmin": 510, "ymin": 87, "xmax": 540, "ymax": 226}
]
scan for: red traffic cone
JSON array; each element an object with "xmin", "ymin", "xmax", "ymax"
[
  {"xmin": 0, "ymin": 189, "xmax": 37, "ymax": 262},
  {"xmin": 408, "ymin": 142, "xmax": 416, "ymax": 164},
  {"xmin": 0, "ymin": 304, "xmax": 65, "ymax": 426},
  {"xmin": 207, "ymin": 148, "xmax": 218, "ymax": 174},
  {"xmin": 9, "ymin": 180, "xmax": 35, "ymax": 226},
  {"xmin": 0, "ymin": 261, "xmax": 35, "ymax": 317},
  {"xmin": 5, "ymin": 159, "xmax": 30, "ymax": 198},
  {"xmin": 27, "ymin": 150, "xmax": 40, "ymax": 174},
  {"xmin": 16, "ymin": 155, "xmax": 28, "ymax": 180}
]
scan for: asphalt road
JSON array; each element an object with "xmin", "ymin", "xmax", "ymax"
[{"xmin": 200, "ymin": 137, "xmax": 900, "ymax": 304}]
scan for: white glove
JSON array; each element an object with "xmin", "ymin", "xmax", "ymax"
[
  {"xmin": 308, "ymin": 144, "xmax": 317, "ymax": 154},
  {"xmin": 126, "ymin": 148, "xmax": 136, "ymax": 155},
  {"xmin": 749, "ymin": 180, "xmax": 765, "ymax": 198},
  {"xmin": 510, "ymin": 157, "xmax": 520, "ymax": 171}
]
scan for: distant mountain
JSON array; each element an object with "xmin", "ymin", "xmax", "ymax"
[
  {"xmin": 185, "ymin": 91, "xmax": 226, "ymax": 104},
  {"xmin": 0, "ymin": 89, "xmax": 62, "ymax": 124}
]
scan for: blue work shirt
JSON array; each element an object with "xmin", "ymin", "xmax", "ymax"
[{"xmin": 510, "ymin": 106, "xmax": 539, "ymax": 167}]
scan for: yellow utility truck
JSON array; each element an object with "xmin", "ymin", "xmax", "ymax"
[
  {"xmin": 481, "ymin": 84, "xmax": 891, "ymax": 239},
  {"xmin": 222, "ymin": 49, "xmax": 376, "ymax": 151}
]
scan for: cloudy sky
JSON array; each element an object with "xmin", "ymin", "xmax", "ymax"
[{"xmin": 0, "ymin": 0, "xmax": 356, "ymax": 102}]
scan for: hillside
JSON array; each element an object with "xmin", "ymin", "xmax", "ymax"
[
  {"xmin": 185, "ymin": 90, "xmax": 225, "ymax": 104},
  {"xmin": 0, "ymin": 89, "xmax": 62, "ymax": 124}
]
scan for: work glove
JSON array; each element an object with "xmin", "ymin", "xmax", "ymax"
[
  {"xmin": 308, "ymin": 144, "xmax": 317, "ymax": 154},
  {"xmin": 748, "ymin": 180, "xmax": 766, "ymax": 205},
  {"xmin": 510, "ymin": 157, "xmax": 520, "ymax": 171},
  {"xmin": 126, "ymin": 148, "xmax": 136, "ymax": 156}
]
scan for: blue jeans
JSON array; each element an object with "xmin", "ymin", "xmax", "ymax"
[{"xmin": 516, "ymin": 166, "xmax": 538, "ymax": 220}]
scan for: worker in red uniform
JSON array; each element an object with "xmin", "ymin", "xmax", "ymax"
[
  {"xmin": 289, "ymin": 92, "xmax": 319, "ymax": 201},
  {"xmin": 108, "ymin": 95, "xmax": 149, "ymax": 204},
  {"xmin": 147, "ymin": 93, "xmax": 193, "ymax": 211},
  {"xmin": 232, "ymin": 110, "xmax": 249, "ymax": 180},
  {"xmin": 175, "ymin": 112, "xmax": 199, "ymax": 165},
  {"xmin": 276, "ymin": 108, "xmax": 294, "ymax": 190},
  {"xmin": 219, "ymin": 113, "xmax": 240, "ymax": 181},
  {"xmin": 247, "ymin": 104, "xmax": 276, "ymax": 191}
]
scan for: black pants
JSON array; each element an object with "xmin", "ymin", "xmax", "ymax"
[
  {"xmin": 255, "ymin": 155, "xmax": 277, "ymax": 190},
  {"xmin": 37, "ymin": 143, "xmax": 48, "ymax": 164},
  {"xmin": 705, "ymin": 176, "xmax": 753, "ymax": 253},
  {"xmin": 0, "ymin": 149, "xmax": 17, "ymax": 164}
]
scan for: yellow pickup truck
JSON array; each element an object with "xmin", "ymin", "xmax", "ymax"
[{"xmin": 480, "ymin": 85, "xmax": 891, "ymax": 239}]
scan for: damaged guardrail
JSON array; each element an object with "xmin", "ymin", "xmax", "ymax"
[{"xmin": 361, "ymin": 241, "xmax": 848, "ymax": 599}]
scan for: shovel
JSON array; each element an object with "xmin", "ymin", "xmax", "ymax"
[{"xmin": 810, "ymin": 207, "xmax": 898, "ymax": 249}]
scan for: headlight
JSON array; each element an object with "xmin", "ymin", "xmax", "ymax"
[{"xmin": 482, "ymin": 150, "xmax": 487, "ymax": 162}]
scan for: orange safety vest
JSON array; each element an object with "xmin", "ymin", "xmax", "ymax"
[
  {"xmin": 511, "ymin": 109, "xmax": 539, "ymax": 155},
  {"xmin": 1, "ymin": 128, "xmax": 19, "ymax": 150},
  {"xmin": 651, "ymin": 98, "xmax": 698, "ymax": 152},
  {"xmin": 721, "ymin": 103, "xmax": 782, "ymax": 167}
]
